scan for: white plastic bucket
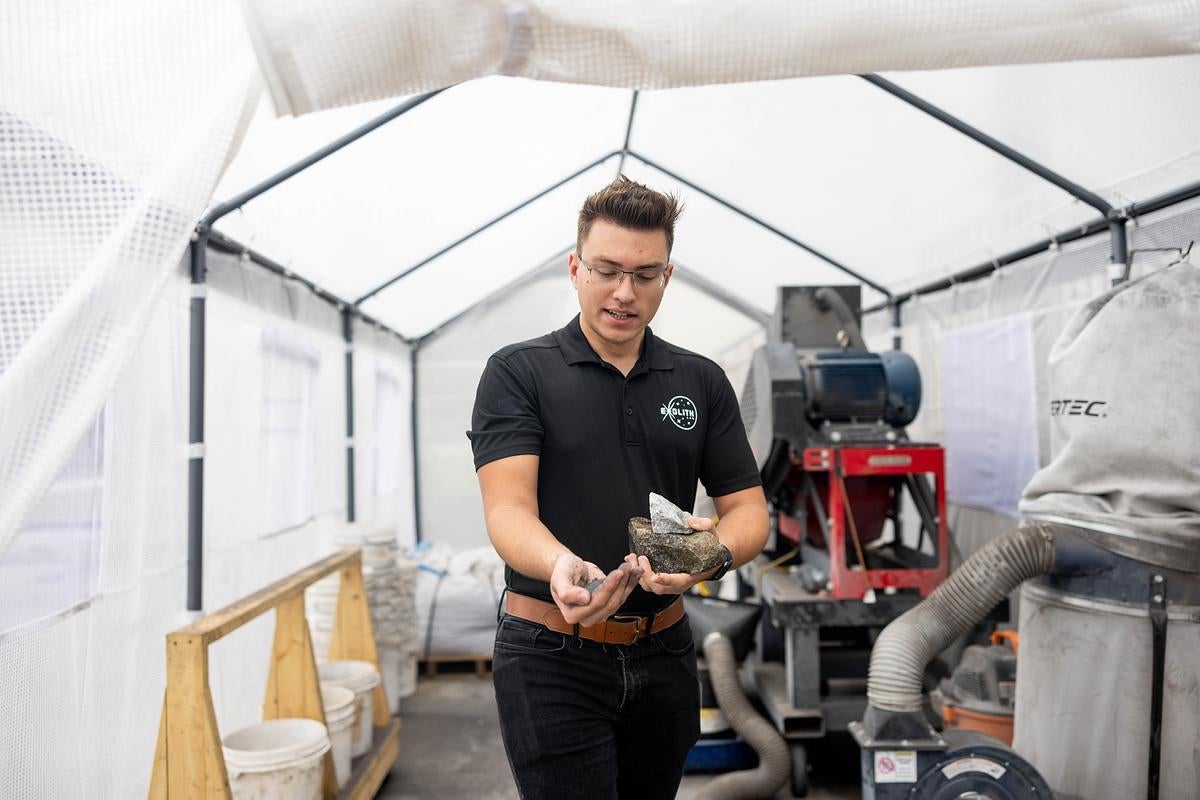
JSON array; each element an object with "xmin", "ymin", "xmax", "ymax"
[
  {"xmin": 396, "ymin": 652, "xmax": 418, "ymax": 700},
  {"xmin": 222, "ymin": 719, "xmax": 330, "ymax": 800},
  {"xmin": 378, "ymin": 647, "xmax": 403, "ymax": 715},
  {"xmin": 319, "ymin": 660, "xmax": 381, "ymax": 757},
  {"xmin": 320, "ymin": 685, "xmax": 356, "ymax": 789}
]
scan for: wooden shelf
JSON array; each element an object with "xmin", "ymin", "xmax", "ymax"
[
  {"xmin": 338, "ymin": 720, "xmax": 402, "ymax": 800},
  {"xmin": 148, "ymin": 549, "xmax": 401, "ymax": 799}
]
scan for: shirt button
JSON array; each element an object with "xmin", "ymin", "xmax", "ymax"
[{"xmin": 626, "ymin": 407, "xmax": 633, "ymax": 416}]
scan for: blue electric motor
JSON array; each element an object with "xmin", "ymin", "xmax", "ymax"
[{"xmin": 803, "ymin": 350, "xmax": 922, "ymax": 428}]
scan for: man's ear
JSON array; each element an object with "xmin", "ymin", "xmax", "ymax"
[{"xmin": 568, "ymin": 252, "xmax": 580, "ymax": 288}]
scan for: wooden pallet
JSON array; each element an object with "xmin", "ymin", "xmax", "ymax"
[
  {"xmin": 420, "ymin": 654, "xmax": 493, "ymax": 678},
  {"xmin": 148, "ymin": 549, "xmax": 399, "ymax": 799}
]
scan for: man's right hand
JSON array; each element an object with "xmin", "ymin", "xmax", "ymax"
[{"xmin": 550, "ymin": 553, "xmax": 643, "ymax": 627}]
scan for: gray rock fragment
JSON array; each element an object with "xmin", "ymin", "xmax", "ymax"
[
  {"xmin": 628, "ymin": 517, "xmax": 725, "ymax": 575},
  {"xmin": 649, "ymin": 492, "xmax": 694, "ymax": 536}
]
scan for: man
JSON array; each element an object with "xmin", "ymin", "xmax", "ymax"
[{"xmin": 468, "ymin": 176, "xmax": 769, "ymax": 799}]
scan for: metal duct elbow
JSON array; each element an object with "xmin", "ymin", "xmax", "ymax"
[
  {"xmin": 813, "ymin": 286, "xmax": 867, "ymax": 350},
  {"xmin": 867, "ymin": 524, "xmax": 1056, "ymax": 713},
  {"xmin": 698, "ymin": 633, "xmax": 791, "ymax": 800}
]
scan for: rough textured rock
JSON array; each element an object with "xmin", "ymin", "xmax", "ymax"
[
  {"xmin": 628, "ymin": 517, "xmax": 725, "ymax": 575},
  {"xmin": 649, "ymin": 492, "xmax": 693, "ymax": 535}
]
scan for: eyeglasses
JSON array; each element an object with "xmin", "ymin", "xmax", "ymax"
[{"xmin": 577, "ymin": 253, "xmax": 668, "ymax": 289}]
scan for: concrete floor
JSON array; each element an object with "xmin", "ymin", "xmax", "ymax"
[{"xmin": 380, "ymin": 671, "xmax": 859, "ymax": 799}]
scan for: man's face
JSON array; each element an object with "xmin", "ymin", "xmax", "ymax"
[{"xmin": 569, "ymin": 219, "xmax": 673, "ymax": 354}]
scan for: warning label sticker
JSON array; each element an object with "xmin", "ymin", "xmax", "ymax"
[{"xmin": 874, "ymin": 750, "xmax": 918, "ymax": 783}]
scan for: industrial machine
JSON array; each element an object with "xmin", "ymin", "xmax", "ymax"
[{"xmin": 738, "ymin": 286, "xmax": 951, "ymax": 796}]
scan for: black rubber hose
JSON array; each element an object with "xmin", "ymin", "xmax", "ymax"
[
  {"xmin": 867, "ymin": 524, "xmax": 1056, "ymax": 712},
  {"xmin": 697, "ymin": 633, "xmax": 790, "ymax": 800}
]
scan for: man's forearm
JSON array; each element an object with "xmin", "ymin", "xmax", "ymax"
[{"xmin": 485, "ymin": 504, "xmax": 573, "ymax": 582}]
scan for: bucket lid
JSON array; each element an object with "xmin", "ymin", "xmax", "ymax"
[
  {"xmin": 319, "ymin": 659, "xmax": 381, "ymax": 693},
  {"xmin": 222, "ymin": 719, "xmax": 330, "ymax": 774},
  {"xmin": 320, "ymin": 684, "xmax": 357, "ymax": 724}
]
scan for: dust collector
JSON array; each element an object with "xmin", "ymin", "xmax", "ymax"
[{"xmin": 855, "ymin": 261, "xmax": 1200, "ymax": 800}]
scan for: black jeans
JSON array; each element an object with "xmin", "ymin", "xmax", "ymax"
[{"xmin": 492, "ymin": 611, "xmax": 700, "ymax": 800}]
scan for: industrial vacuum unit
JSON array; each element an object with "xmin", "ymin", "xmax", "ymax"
[{"xmin": 738, "ymin": 286, "xmax": 950, "ymax": 796}]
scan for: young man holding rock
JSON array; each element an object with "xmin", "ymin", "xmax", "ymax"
[{"xmin": 469, "ymin": 176, "xmax": 769, "ymax": 799}]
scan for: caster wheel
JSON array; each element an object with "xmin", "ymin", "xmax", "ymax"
[{"xmin": 789, "ymin": 741, "xmax": 809, "ymax": 797}]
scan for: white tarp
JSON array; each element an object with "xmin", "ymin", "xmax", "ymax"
[
  {"xmin": 942, "ymin": 315, "xmax": 1039, "ymax": 515},
  {"xmin": 237, "ymin": 0, "xmax": 1200, "ymax": 115}
]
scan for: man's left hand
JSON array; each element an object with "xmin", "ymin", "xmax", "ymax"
[{"xmin": 635, "ymin": 515, "xmax": 721, "ymax": 595}]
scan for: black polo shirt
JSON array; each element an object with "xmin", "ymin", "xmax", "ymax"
[{"xmin": 468, "ymin": 314, "xmax": 761, "ymax": 612}]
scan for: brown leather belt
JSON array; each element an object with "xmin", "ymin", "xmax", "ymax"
[{"xmin": 504, "ymin": 592, "xmax": 685, "ymax": 645}]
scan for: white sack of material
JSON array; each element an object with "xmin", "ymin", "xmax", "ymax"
[
  {"xmin": 413, "ymin": 543, "xmax": 506, "ymax": 657},
  {"xmin": 1020, "ymin": 262, "xmax": 1200, "ymax": 571}
]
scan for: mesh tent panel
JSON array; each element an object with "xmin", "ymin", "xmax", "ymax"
[{"xmin": 0, "ymin": 0, "xmax": 261, "ymax": 560}]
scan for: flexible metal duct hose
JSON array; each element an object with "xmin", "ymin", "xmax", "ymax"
[
  {"xmin": 813, "ymin": 286, "xmax": 867, "ymax": 349},
  {"xmin": 867, "ymin": 524, "xmax": 1056, "ymax": 713},
  {"xmin": 698, "ymin": 633, "xmax": 791, "ymax": 800}
]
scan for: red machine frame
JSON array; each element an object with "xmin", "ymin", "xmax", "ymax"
[{"xmin": 802, "ymin": 444, "xmax": 948, "ymax": 600}]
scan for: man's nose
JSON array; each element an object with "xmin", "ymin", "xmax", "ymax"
[{"xmin": 612, "ymin": 274, "xmax": 637, "ymax": 302}]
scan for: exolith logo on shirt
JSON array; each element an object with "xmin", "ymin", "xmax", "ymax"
[{"xmin": 660, "ymin": 395, "xmax": 698, "ymax": 430}]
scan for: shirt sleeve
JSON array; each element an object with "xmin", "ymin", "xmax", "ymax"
[
  {"xmin": 467, "ymin": 354, "xmax": 544, "ymax": 470},
  {"xmin": 700, "ymin": 368, "xmax": 762, "ymax": 498}
]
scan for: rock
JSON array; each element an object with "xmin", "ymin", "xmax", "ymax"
[
  {"xmin": 649, "ymin": 492, "xmax": 693, "ymax": 535},
  {"xmin": 628, "ymin": 517, "xmax": 725, "ymax": 575}
]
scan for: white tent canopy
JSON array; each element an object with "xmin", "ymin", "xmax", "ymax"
[{"xmin": 3, "ymin": 1, "xmax": 1200, "ymax": 796}]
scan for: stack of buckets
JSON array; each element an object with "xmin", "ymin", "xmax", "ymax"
[
  {"xmin": 219, "ymin": 527, "xmax": 419, "ymax": 799},
  {"xmin": 307, "ymin": 526, "xmax": 419, "ymax": 713},
  {"xmin": 219, "ymin": 680, "xmax": 367, "ymax": 797}
]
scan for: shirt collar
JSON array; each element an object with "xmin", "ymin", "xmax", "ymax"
[{"xmin": 555, "ymin": 314, "xmax": 674, "ymax": 371}]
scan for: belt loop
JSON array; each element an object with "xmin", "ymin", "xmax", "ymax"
[
  {"xmin": 572, "ymin": 622, "xmax": 582, "ymax": 648},
  {"xmin": 496, "ymin": 587, "xmax": 509, "ymax": 624},
  {"xmin": 645, "ymin": 609, "xmax": 657, "ymax": 636}
]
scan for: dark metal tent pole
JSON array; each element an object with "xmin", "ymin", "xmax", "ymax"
[
  {"xmin": 863, "ymin": 177, "xmax": 1200, "ymax": 314},
  {"xmin": 185, "ymin": 89, "xmax": 441, "ymax": 611},
  {"xmin": 410, "ymin": 344, "xmax": 422, "ymax": 544},
  {"xmin": 626, "ymin": 150, "xmax": 893, "ymax": 300},
  {"xmin": 616, "ymin": 91, "xmax": 639, "ymax": 175},
  {"xmin": 861, "ymin": 74, "xmax": 1128, "ymax": 285},
  {"xmin": 354, "ymin": 150, "xmax": 621, "ymax": 305},
  {"xmin": 343, "ymin": 308, "xmax": 356, "ymax": 523}
]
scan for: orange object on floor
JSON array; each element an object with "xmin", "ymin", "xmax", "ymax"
[{"xmin": 941, "ymin": 703, "xmax": 1014, "ymax": 746}]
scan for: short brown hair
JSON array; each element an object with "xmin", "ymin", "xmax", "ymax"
[{"xmin": 577, "ymin": 175, "xmax": 682, "ymax": 256}]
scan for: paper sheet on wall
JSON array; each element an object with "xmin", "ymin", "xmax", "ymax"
[{"xmin": 942, "ymin": 316, "xmax": 1039, "ymax": 516}]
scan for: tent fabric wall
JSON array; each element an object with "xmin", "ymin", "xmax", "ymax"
[
  {"xmin": 0, "ymin": 0, "xmax": 262, "ymax": 563},
  {"xmin": 0, "ymin": 269, "xmax": 190, "ymax": 799},
  {"xmin": 237, "ymin": 0, "xmax": 1200, "ymax": 114},
  {"xmin": 352, "ymin": 322, "xmax": 416, "ymax": 549},
  {"xmin": 0, "ymin": 247, "xmax": 415, "ymax": 797}
]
